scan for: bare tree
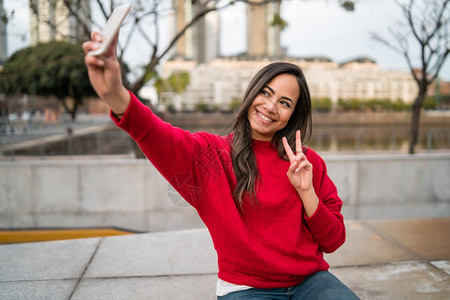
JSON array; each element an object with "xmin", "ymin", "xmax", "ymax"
[
  {"xmin": 29, "ymin": 0, "xmax": 91, "ymax": 42},
  {"xmin": 28, "ymin": 0, "xmax": 280, "ymax": 93},
  {"xmin": 372, "ymin": 0, "xmax": 450, "ymax": 154},
  {"xmin": 28, "ymin": 0, "xmax": 355, "ymax": 95}
]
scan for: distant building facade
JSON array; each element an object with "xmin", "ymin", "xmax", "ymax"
[
  {"xmin": 170, "ymin": 0, "xmax": 220, "ymax": 64},
  {"xmin": 247, "ymin": 0, "xmax": 283, "ymax": 57},
  {"xmin": 29, "ymin": 0, "xmax": 90, "ymax": 45},
  {"xmin": 160, "ymin": 56, "xmax": 419, "ymax": 111},
  {"xmin": 162, "ymin": 1, "xmax": 418, "ymax": 111}
]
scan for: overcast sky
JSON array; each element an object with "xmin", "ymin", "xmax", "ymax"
[{"xmin": 4, "ymin": 0, "xmax": 450, "ymax": 80}]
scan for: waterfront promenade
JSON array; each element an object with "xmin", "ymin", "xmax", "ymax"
[
  {"xmin": 1, "ymin": 217, "xmax": 449, "ymax": 299},
  {"xmin": 1, "ymin": 115, "xmax": 449, "ymax": 299}
]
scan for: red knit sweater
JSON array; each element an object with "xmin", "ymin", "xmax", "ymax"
[{"xmin": 113, "ymin": 92, "xmax": 346, "ymax": 289}]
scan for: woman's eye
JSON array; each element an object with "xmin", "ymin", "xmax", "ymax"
[
  {"xmin": 260, "ymin": 90, "xmax": 269, "ymax": 96},
  {"xmin": 280, "ymin": 101, "xmax": 291, "ymax": 108}
]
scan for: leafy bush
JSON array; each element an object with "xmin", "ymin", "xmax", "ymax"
[
  {"xmin": 338, "ymin": 98, "xmax": 362, "ymax": 111},
  {"xmin": 392, "ymin": 99, "xmax": 410, "ymax": 111},
  {"xmin": 337, "ymin": 98, "xmax": 415, "ymax": 112},
  {"xmin": 311, "ymin": 98, "xmax": 332, "ymax": 112},
  {"xmin": 166, "ymin": 104, "xmax": 176, "ymax": 113},
  {"xmin": 365, "ymin": 99, "xmax": 392, "ymax": 111},
  {"xmin": 423, "ymin": 97, "xmax": 437, "ymax": 110},
  {"xmin": 229, "ymin": 98, "xmax": 241, "ymax": 112},
  {"xmin": 195, "ymin": 102, "xmax": 209, "ymax": 113}
]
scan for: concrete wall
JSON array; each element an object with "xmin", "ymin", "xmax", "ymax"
[
  {"xmin": 326, "ymin": 154, "xmax": 450, "ymax": 220},
  {"xmin": 1, "ymin": 154, "xmax": 449, "ymax": 232}
]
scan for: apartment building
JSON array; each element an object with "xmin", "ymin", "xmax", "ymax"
[{"xmin": 160, "ymin": 56, "xmax": 419, "ymax": 111}]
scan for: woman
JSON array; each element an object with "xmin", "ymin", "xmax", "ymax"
[{"xmin": 83, "ymin": 32, "xmax": 359, "ymax": 299}]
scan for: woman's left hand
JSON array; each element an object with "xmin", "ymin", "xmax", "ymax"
[{"xmin": 282, "ymin": 130, "xmax": 313, "ymax": 193}]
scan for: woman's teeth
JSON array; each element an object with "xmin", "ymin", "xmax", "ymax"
[{"xmin": 258, "ymin": 111, "xmax": 273, "ymax": 122}]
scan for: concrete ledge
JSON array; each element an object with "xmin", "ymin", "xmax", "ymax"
[
  {"xmin": 1, "ymin": 154, "xmax": 449, "ymax": 232},
  {"xmin": 0, "ymin": 218, "xmax": 449, "ymax": 299}
]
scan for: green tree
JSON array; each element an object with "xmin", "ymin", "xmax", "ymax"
[
  {"xmin": 154, "ymin": 71, "xmax": 190, "ymax": 104},
  {"xmin": 0, "ymin": 40, "xmax": 96, "ymax": 120},
  {"xmin": 153, "ymin": 71, "xmax": 190, "ymax": 111},
  {"xmin": 167, "ymin": 72, "xmax": 190, "ymax": 94}
]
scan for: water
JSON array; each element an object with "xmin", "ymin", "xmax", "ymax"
[
  {"xmin": 1, "ymin": 126, "xmax": 448, "ymax": 159},
  {"xmin": 0, "ymin": 129, "xmax": 135, "ymax": 158},
  {"xmin": 308, "ymin": 127, "xmax": 450, "ymax": 154}
]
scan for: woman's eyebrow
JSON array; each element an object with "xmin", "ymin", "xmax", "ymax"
[{"xmin": 265, "ymin": 85, "xmax": 294, "ymax": 104}]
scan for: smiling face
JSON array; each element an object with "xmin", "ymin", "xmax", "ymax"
[{"xmin": 247, "ymin": 73, "xmax": 300, "ymax": 141}]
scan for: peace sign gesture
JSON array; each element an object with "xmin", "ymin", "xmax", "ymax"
[{"xmin": 282, "ymin": 130, "xmax": 313, "ymax": 193}]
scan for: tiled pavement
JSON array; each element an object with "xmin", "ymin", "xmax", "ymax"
[{"xmin": 1, "ymin": 218, "xmax": 449, "ymax": 299}]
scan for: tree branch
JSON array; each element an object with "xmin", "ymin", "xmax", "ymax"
[
  {"xmin": 424, "ymin": 0, "xmax": 450, "ymax": 44},
  {"xmin": 429, "ymin": 48, "xmax": 450, "ymax": 83},
  {"xmin": 62, "ymin": 0, "xmax": 91, "ymax": 40}
]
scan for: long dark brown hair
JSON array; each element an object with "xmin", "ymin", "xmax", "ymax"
[{"xmin": 232, "ymin": 62, "xmax": 312, "ymax": 210}]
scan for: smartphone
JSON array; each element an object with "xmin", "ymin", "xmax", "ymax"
[{"xmin": 87, "ymin": 4, "xmax": 131, "ymax": 56}]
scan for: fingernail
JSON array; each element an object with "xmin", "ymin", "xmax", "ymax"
[{"xmin": 94, "ymin": 34, "xmax": 102, "ymax": 42}]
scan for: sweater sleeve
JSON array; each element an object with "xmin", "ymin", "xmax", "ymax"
[
  {"xmin": 304, "ymin": 150, "xmax": 346, "ymax": 253},
  {"xmin": 111, "ymin": 91, "xmax": 218, "ymax": 207}
]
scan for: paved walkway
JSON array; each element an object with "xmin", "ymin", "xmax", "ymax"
[{"xmin": 1, "ymin": 218, "xmax": 449, "ymax": 299}]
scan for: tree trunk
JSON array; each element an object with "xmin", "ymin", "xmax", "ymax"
[
  {"xmin": 70, "ymin": 100, "xmax": 78, "ymax": 121},
  {"xmin": 408, "ymin": 87, "xmax": 427, "ymax": 154},
  {"xmin": 61, "ymin": 97, "xmax": 78, "ymax": 121},
  {"xmin": 130, "ymin": 57, "xmax": 159, "ymax": 95}
]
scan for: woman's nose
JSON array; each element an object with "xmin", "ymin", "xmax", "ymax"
[{"xmin": 264, "ymin": 100, "xmax": 276, "ymax": 113}]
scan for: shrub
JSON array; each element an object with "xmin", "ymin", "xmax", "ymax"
[
  {"xmin": 166, "ymin": 104, "xmax": 176, "ymax": 113},
  {"xmin": 338, "ymin": 99, "xmax": 348, "ymax": 111},
  {"xmin": 195, "ymin": 102, "xmax": 208, "ymax": 111},
  {"xmin": 194, "ymin": 102, "xmax": 210, "ymax": 113},
  {"xmin": 365, "ymin": 99, "xmax": 392, "ymax": 111},
  {"xmin": 364, "ymin": 99, "xmax": 379, "ymax": 111},
  {"xmin": 229, "ymin": 98, "xmax": 241, "ymax": 112},
  {"xmin": 392, "ymin": 99, "xmax": 410, "ymax": 111},
  {"xmin": 338, "ymin": 98, "xmax": 362, "ymax": 111},
  {"xmin": 423, "ymin": 97, "xmax": 437, "ymax": 110},
  {"xmin": 311, "ymin": 98, "xmax": 332, "ymax": 112}
]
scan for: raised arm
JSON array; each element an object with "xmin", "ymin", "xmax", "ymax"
[
  {"xmin": 82, "ymin": 32, "xmax": 130, "ymax": 116},
  {"xmin": 83, "ymin": 32, "xmax": 223, "ymax": 208}
]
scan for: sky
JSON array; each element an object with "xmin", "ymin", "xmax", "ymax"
[{"xmin": 3, "ymin": 0, "xmax": 450, "ymax": 80}]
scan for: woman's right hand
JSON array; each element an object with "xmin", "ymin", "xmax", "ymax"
[{"xmin": 82, "ymin": 32, "xmax": 130, "ymax": 114}]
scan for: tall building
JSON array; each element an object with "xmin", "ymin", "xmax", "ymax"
[
  {"xmin": 0, "ymin": 0, "xmax": 7, "ymax": 64},
  {"xmin": 162, "ymin": 1, "xmax": 421, "ymax": 111},
  {"xmin": 29, "ymin": 0, "xmax": 91, "ymax": 45},
  {"xmin": 171, "ymin": 0, "xmax": 284, "ymax": 62},
  {"xmin": 171, "ymin": 0, "xmax": 220, "ymax": 64},
  {"xmin": 246, "ymin": 0, "xmax": 282, "ymax": 57}
]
